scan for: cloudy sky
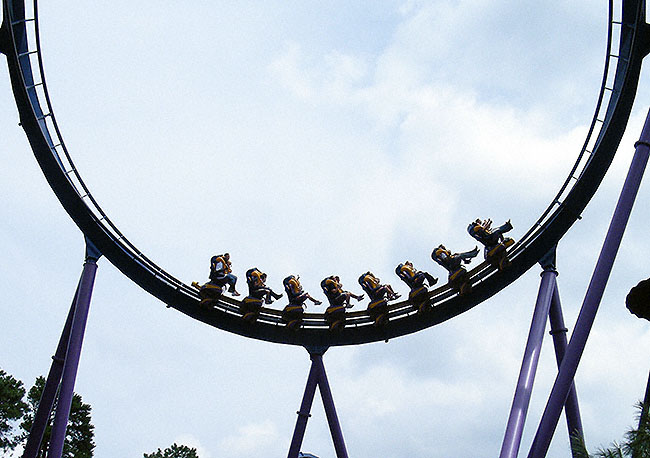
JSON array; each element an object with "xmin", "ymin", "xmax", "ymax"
[{"xmin": 2, "ymin": 1, "xmax": 650, "ymax": 457}]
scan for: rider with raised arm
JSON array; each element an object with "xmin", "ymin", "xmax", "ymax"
[
  {"xmin": 431, "ymin": 244, "xmax": 479, "ymax": 295},
  {"xmin": 467, "ymin": 218, "xmax": 514, "ymax": 270},
  {"xmin": 358, "ymin": 271, "xmax": 400, "ymax": 326}
]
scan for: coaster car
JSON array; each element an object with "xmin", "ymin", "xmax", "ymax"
[
  {"xmin": 358, "ymin": 272, "xmax": 400, "ymax": 326},
  {"xmin": 395, "ymin": 262, "xmax": 438, "ymax": 314},
  {"xmin": 241, "ymin": 268, "xmax": 282, "ymax": 323},
  {"xmin": 321, "ymin": 276, "xmax": 364, "ymax": 331},
  {"xmin": 209, "ymin": 253, "xmax": 240, "ymax": 296},
  {"xmin": 241, "ymin": 295, "xmax": 264, "ymax": 323},
  {"xmin": 467, "ymin": 218, "xmax": 515, "ymax": 271},
  {"xmin": 281, "ymin": 275, "xmax": 322, "ymax": 330},
  {"xmin": 431, "ymin": 245, "xmax": 479, "ymax": 295},
  {"xmin": 282, "ymin": 304, "xmax": 305, "ymax": 330},
  {"xmin": 191, "ymin": 281, "xmax": 223, "ymax": 307},
  {"xmin": 484, "ymin": 237, "xmax": 515, "ymax": 270},
  {"xmin": 324, "ymin": 304, "xmax": 347, "ymax": 332}
]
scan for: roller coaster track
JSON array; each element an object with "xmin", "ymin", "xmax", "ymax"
[{"xmin": 1, "ymin": 0, "xmax": 649, "ymax": 348}]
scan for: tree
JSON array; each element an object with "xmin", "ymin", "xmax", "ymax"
[
  {"xmin": 626, "ymin": 401, "xmax": 650, "ymax": 457},
  {"xmin": 571, "ymin": 434, "xmax": 625, "ymax": 458},
  {"xmin": 20, "ymin": 376, "xmax": 95, "ymax": 458},
  {"xmin": 571, "ymin": 402, "xmax": 650, "ymax": 458},
  {"xmin": 0, "ymin": 369, "xmax": 28, "ymax": 455},
  {"xmin": 143, "ymin": 443, "xmax": 199, "ymax": 458}
]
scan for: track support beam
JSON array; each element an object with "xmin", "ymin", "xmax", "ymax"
[
  {"xmin": 46, "ymin": 240, "xmax": 100, "ymax": 458},
  {"xmin": 21, "ymin": 287, "xmax": 78, "ymax": 458},
  {"xmin": 500, "ymin": 247, "xmax": 584, "ymax": 458},
  {"xmin": 500, "ymin": 265, "xmax": 556, "ymax": 458},
  {"xmin": 528, "ymin": 107, "xmax": 650, "ymax": 457},
  {"xmin": 548, "ymin": 283, "xmax": 583, "ymax": 451},
  {"xmin": 287, "ymin": 348, "xmax": 349, "ymax": 458},
  {"xmin": 22, "ymin": 238, "xmax": 101, "ymax": 458}
]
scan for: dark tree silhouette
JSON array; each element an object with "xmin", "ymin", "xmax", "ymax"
[
  {"xmin": 0, "ymin": 368, "xmax": 28, "ymax": 454},
  {"xmin": 20, "ymin": 376, "xmax": 95, "ymax": 458},
  {"xmin": 144, "ymin": 443, "xmax": 199, "ymax": 458}
]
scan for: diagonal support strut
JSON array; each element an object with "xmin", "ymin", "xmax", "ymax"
[
  {"xmin": 528, "ymin": 106, "xmax": 650, "ymax": 457},
  {"xmin": 287, "ymin": 348, "xmax": 349, "ymax": 458},
  {"xmin": 22, "ymin": 238, "xmax": 101, "ymax": 458}
]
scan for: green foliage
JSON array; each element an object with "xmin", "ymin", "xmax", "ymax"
[
  {"xmin": 624, "ymin": 402, "xmax": 650, "ymax": 457},
  {"xmin": 143, "ymin": 443, "xmax": 200, "ymax": 458},
  {"xmin": 594, "ymin": 444, "xmax": 625, "ymax": 458},
  {"xmin": 20, "ymin": 376, "xmax": 95, "ymax": 458},
  {"xmin": 0, "ymin": 369, "xmax": 28, "ymax": 454},
  {"xmin": 571, "ymin": 402, "xmax": 650, "ymax": 458},
  {"xmin": 570, "ymin": 433, "xmax": 592, "ymax": 458}
]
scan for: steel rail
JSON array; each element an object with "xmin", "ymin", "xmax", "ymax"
[{"xmin": 1, "ymin": 0, "xmax": 648, "ymax": 347}]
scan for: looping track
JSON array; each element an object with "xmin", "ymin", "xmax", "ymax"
[{"xmin": 1, "ymin": 0, "xmax": 648, "ymax": 348}]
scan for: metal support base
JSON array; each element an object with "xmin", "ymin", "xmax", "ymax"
[{"xmin": 287, "ymin": 349, "xmax": 349, "ymax": 458}]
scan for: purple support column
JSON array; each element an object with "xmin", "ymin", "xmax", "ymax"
[
  {"xmin": 499, "ymin": 268, "xmax": 556, "ymax": 458},
  {"xmin": 287, "ymin": 350, "xmax": 349, "ymax": 458},
  {"xmin": 47, "ymin": 242, "xmax": 100, "ymax": 458},
  {"xmin": 629, "ymin": 373, "xmax": 650, "ymax": 458},
  {"xmin": 22, "ymin": 287, "xmax": 78, "ymax": 458},
  {"xmin": 548, "ymin": 283, "xmax": 584, "ymax": 446},
  {"xmin": 287, "ymin": 356, "xmax": 321, "ymax": 458},
  {"xmin": 528, "ymin": 108, "xmax": 650, "ymax": 458},
  {"xmin": 313, "ymin": 355, "xmax": 349, "ymax": 458}
]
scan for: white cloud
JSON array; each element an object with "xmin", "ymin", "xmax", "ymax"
[
  {"xmin": 270, "ymin": 43, "xmax": 318, "ymax": 100},
  {"xmin": 217, "ymin": 420, "xmax": 280, "ymax": 457},
  {"xmin": 338, "ymin": 362, "xmax": 484, "ymax": 417}
]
